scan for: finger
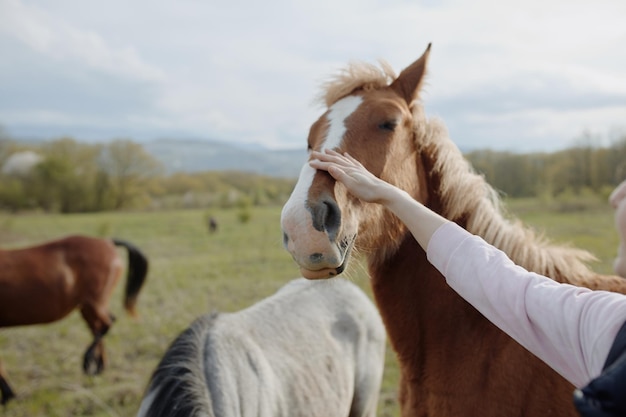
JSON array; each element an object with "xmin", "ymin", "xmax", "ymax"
[
  {"xmin": 311, "ymin": 150, "xmax": 349, "ymax": 166},
  {"xmin": 310, "ymin": 150, "xmax": 332, "ymax": 160},
  {"xmin": 317, "ymin": 149, "xmax": 344, "ymax": 159},
  {"xmin": 309, "ymin": 159, "xmax": 331, "ymax": 171},
  {"xmin": 308, "ymin": 157, "xmax": 347, "ymax": 178},
  {"xmin": 342, "ymin": 152, "xmax": 363, "ymax": 167},
  {"xmin": 310, "ymin": 151, "xmax": 334, "ymax": 162},
  {"xmin": 327, "ymin": 165, "xmax": 345, "ymax": 180},
  {"xmin": 309, "ymin": 160, "xmax": 348, "ymax": 179},
  {"xmin": 323, "ymin": 165, "xmax": 352, "ymax": 185},
  {"xmin": 323, "ymin": 148, "xmax": 341, "ymax": 157}
]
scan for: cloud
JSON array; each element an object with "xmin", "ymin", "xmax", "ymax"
[
  {"xmin": 0, "ymin": 0, "xmax": 164, "ymax": 81},
  {"xmin": 0, "ymin": 0, "xmax": 624, "ymax": 151},
  {"xmin": 431, "ymin": 71, "xmax": 626, "ymax": 114}
]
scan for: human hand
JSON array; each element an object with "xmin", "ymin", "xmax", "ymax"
[
  {"xmin": 310, "ymin": 149, "xmax": 448, "ymax": 250},
  {"xmin": 308, "ymin": 149, "xmax": 392, "ymax": 204}
]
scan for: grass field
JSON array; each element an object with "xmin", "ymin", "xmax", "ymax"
[{"xmin": 0, "ymin": 198, "xmax": 621, "ymax": 417}]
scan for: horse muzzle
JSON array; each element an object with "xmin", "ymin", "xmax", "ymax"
[{"xmin": 282, "ymin": 225, "xmax": 355, "ymax": 280}]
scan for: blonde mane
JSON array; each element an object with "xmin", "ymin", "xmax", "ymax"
[
  {"xmin": 418, "ymin": 120, "xmax": 597, "ymax": 284},
  {"xmin": 317, "ymin": 59, "xmax": 599, "ymax": 285},
  {"xmin": 317, "ymin": 60, "xmax": 396, "ymax": 107}
]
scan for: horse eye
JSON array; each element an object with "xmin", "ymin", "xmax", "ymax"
[{"xmin": 378, "ymin": 121, "xmax": 397, "ymax": 131}]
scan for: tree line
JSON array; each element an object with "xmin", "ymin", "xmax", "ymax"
[
  {"xmin": 1, "ymin": 132, "xmax": 625, "ymax": 214},
  {"xmin": 0, "ymin": 136, "xmax": 296, "ymax": 213},
  {"xmin": 466, "ymin": 133, "xmax": 626, "ymax": 200}
]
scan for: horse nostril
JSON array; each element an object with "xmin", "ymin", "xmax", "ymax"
[
  {"xmin": 309, "ymin": 253, "xmax": 323, "ymax": 263},
  {"xmin": 282, "ymin": 232, "xmax": 289, "ymax": 248},
  {"xmin": 324, "ymin": 201, "xmax": 340, "ymax": 237},
  {"xmin": 311, "ymin": 199, "xmax": 341, "ymax": 241}
]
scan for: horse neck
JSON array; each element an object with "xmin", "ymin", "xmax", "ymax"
[
  {"xmin": 367, "ymin": 234, "xmax": 481, "ymax": 352},
  {"xmin": 367, "ymin": 233, "xmax": 578, "ymax": 416}
]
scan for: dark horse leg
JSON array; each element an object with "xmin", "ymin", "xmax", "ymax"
[
  {"xmin": 80, "ymin": 306, "xmax": 114, "ymax": 375},
  {"xmin": 0, "ymin": 360, "xmax": 16, "ymax": 405}
]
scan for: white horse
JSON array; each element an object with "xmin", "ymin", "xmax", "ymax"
[
  {"xmin": 136, "ymin": 278, "xmax": 386, "ymax": 417},
  {"xmin": 610, "ymin": 179, "xmax": 626, "ymax": 278}
]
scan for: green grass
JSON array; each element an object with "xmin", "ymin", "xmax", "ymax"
[
  {"xmin": 504, "ymin": 197, "xmax": 619, "ymax": 274},
  {"xmin": 0, "ymin": 199, "xmax": 621, "ymax": 416}
]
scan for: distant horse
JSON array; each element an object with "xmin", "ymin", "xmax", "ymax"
[
  {"xmin": 136, "ymin": 278, "xmax": 386, "ymax": 417},
  {"xmin": 207, "ymin": 216, "xmax": 218, "ymax": 233},
  {"xmin": 0, "ymin": 235, "xmax": 149, "ymax": 405},
  {"xmin": 610, "ymin": 179, "xmax": 626, "ymax": 278},
  {"xmin": 280, "ymin": 44, "xmax": 626, "ymax": 416}
]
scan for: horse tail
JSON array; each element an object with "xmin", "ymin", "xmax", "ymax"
[
  {"xmin": 137, "ymin": 313, "xmax": 217, "ymax": 417},
  {"xmin": 112, "ymin": 238, "xmax": 149, "ymax": 317}
]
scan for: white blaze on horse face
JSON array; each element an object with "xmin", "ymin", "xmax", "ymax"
[
  {"xmin": 323, "ymin": 95, "xmax": 363, "ymax": 151},
  {"xmin": 281, "ymin": 163, "xmax": 315, "ymax": 249},
  {"xmin": 281, "ymin": 95, "xmax": 362, "ymax": 274}
]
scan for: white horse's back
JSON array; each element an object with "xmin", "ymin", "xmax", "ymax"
[{"xmin": 137, "ymin": 278, "xmax": 386, "ymax": 417}]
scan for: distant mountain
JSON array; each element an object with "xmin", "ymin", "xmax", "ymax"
[
  {"xmin": 6, "ymin": 135, "xmax": 308, "ymax": 178},
  {"xmin": 143, "ymin": 138, "xmax": 307, "ymax": 178}
]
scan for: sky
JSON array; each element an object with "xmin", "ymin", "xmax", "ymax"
[{"xmin": 0, "ymin": 0, "xmax": 625, "ymax": 153}]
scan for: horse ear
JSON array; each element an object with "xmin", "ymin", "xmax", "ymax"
[{"xmin": 390, "ymin": 43, "xmax": 431, "ymax": 104}]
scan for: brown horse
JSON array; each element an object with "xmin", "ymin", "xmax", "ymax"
[
  {"xmin": 280, "ymin": 44, "xmax": 626, "ymax": 416},
  {"xmin": 0, "ymin": 235, "xmax": 149, "ymax": 405}
]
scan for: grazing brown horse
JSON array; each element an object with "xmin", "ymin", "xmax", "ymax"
[
  {"xmin": 0, "ymin": 235, "xmax": 149, "ymax": 405},
  {"xmin": 280, "ymin": 44, "xmax": 626, "ymax": 416}
]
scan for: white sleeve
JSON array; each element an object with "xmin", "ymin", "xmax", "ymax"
[{"xmin": 427, "ymin": 222, "xmax": 626, "ymax": 387}]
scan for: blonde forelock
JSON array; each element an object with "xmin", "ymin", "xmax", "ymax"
[{"xmin": 316, "ymin": 60, "xmax": 397, "ymax": 107}]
